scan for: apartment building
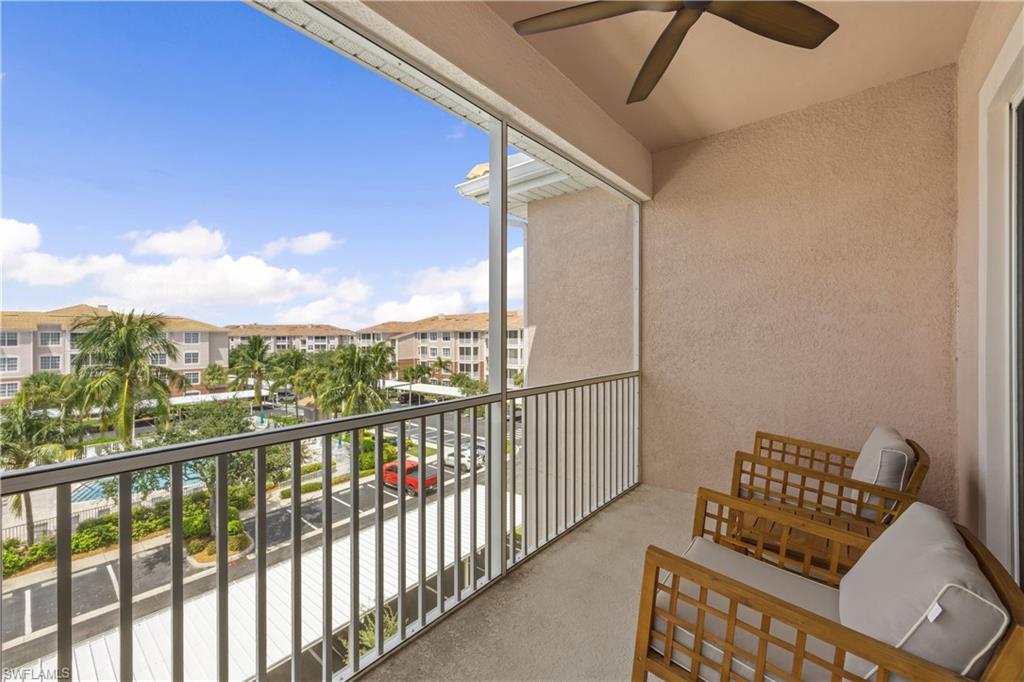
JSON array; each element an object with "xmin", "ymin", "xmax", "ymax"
[
  {"xmin": 225, "ymin": 324, "xmax": 355, "ymax": 354},
  {"xmin": 392, "ymin": 311, "xmax": 525, "ymax": 384},
  {"xmin": 0, "ymin": 304, "xmax": 229, "ymax": 399}
]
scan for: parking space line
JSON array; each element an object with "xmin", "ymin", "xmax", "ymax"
[
  {"xmin": 301, "ymin": 517, "xmax": 318, "ymax": 531},
  {"xmin": 24, "ymin": 587, "xmax": 31, "ymax": 635},
  {"xmin": 106, "ymin": 564, "xmax": 119, "ymax": 598}
]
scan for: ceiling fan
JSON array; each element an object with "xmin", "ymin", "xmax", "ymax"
[{"xmin": 513, "ymin": 1, "xmax": 839, "ymax": 104}]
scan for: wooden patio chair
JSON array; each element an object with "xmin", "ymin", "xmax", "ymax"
[{"xmin": 633, "ymin": 491, "xmax": 1024, "ymax": 681}]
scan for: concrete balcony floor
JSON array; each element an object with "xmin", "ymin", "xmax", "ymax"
[{"xmin": 365, "ymin": 484, "xmax": 695, "ymax": 681}]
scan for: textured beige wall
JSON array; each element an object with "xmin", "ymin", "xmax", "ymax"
[
  {"xmin": 525, "ymin": 187, "xmax": 634, "ymax": 386},
  {"xmin": 953, "ymin": 2, "xmax": 1023, "ymax": 532},
  {"xmin": 642, "ymin": 66, "xmax": 958, "ymax": 513}
]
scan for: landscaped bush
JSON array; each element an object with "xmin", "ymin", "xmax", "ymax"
[
  {"xmin": 2, "ymin": 537, "xmax": 56, "ymax": 577},
  {"xmin": 227, "ymin": 483, "xmax": 254, "ymax": 511},
  {"xmin": 279, "ymin": 475, "xmax": 350, "ymax": 499},
  {"xmin": 227, "ymin": 533, "xmax": 248, "ymax": 553},
  {"xmin": 186, "ymin": 538, "xmax": 209, "ymax": 555},
  {"xmin": 227, "ymin": 519, "xmax": 243, "ymax": 536}
]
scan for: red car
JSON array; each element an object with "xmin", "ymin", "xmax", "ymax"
[{"xmin": 382, "ymin": 460, "xmax": 437, "ymax": 495}]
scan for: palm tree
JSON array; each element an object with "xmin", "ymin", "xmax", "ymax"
[
  {"xmin": 203, "ymin": 363, "xmax": 229, "ymax": 390},
  {"xmin": 293, "ymin": 359, "xmax": 329, "ymax": 421},
  {"xmin": 320, "ymin": 344, "xmax": 393, "ymax": 417},
  {"xmin": 230, "ymin": 336, "xmax": 271, "ymax": 421},
  {"xmin": 0, "ymin": 406, "xmax": 71, "ymax": 545},
  {"xmin": 401, "ymin": 364, "xmax": 430, "ymax": 384},
  {"xmin": 431, "ymin": 356, "xmax": 452, "ymax": 379},
  {"xmin": 72, "ymin": 311, "xmax": 183, "ymax": 446},
  {"xmin": 268, "ymin": 349, "xmax": 307, "ymax": 417}
]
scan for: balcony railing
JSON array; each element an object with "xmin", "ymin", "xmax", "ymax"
[{"xmin": 0, "ymin": 371, "xmax": 638, "ymax": 681}]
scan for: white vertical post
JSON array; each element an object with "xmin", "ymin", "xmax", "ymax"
[
  {"xmin": 631, "ymin": 201, "xmax": 642, "ymax": 484},
  {"xmin": 488, "ymin": 117, "xmax": 508, "ymax": 579}
]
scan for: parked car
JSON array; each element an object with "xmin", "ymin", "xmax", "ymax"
[
  {"xmin": 382, "ymin": 460, "xmax": 437, "ymax": 495},
  {"xmin": 443, "ymin": 448, "xmax": 475, "ymax": 472}
]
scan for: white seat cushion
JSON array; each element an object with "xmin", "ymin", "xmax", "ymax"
[
  {"xmin": 839, "ymin": 502, "xmax": 1009, "ymax": 680},
  {"xmin": 651, "ymin": 537, "xmax": 839, "ymax": 681},
  {"xmin": 850, "ymin": 425, "xmax": 916, "ymax": 491}
]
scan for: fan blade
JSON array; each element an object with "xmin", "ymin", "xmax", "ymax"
[
  {"xmin": 627, "ymin": 8, "xmax": 702, "ymax": 104},
  {"xmin": 514, "ymin": 1, "xmax": 683, "ymax": 36},
  {"xmin": 706, "ymin": 1, "xmax": 838, "ymax": 49}
]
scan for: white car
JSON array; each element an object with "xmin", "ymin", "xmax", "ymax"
[{"xmin": 443, "ymin": 449, "xmax": 474, "ymax": 472}]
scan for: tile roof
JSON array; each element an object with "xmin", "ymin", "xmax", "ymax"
[
  {"xmin": 401, "ymin": 311, "xmax": 524, "ymax": 334},
  {"xmin": 0, "ymin": 304, "xmax": 225, "ymax": 332},
  {"xmin": 358, "ymin": 321, "xmax": 421, "ymax": 334},
  {"xmin": 225, "ymin": 324, "xmax": 355, "ymax": 337}
]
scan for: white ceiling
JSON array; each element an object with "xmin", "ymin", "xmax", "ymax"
[{"xmin": 487, "ymin": 2, "xmax": 978, "ymax": 152}]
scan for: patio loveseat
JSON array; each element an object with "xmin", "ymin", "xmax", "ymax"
[{"xmin": 632, "ymin": 489, "xmax": 1023, "ymax": 681}]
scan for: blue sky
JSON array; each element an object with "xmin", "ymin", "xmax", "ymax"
[{"xmin": 1, "ymin": 1, "xmax": 523, "ymax": 329}]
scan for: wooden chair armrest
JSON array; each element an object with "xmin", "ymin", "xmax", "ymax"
[
  {"xmin": 730, "ymin": 450, "xmax": 917, "ymax": 527},
  {"xmin": 632, "ymin": 544, "xmax": 962, "ymax": 682},
  {"xmin": 693, "ymin": 487, "xmax": 874, "ymax": 586}
]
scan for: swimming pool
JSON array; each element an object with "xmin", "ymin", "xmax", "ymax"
[{"xmin": 70, "ymin": 471, "xmax": 204, "ymax": 502}]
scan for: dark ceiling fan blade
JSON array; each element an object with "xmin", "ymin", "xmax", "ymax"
[
  {"xmin": 627, "ymin": 8, "xmax": 702, "ymax": 103},
  {"xmin": 706, "ymin": 1, "xmax": 838, "ymax": 49},
  {"xmin": 514, "ymin": 1, "xmax": 684, "ymax": 36}
]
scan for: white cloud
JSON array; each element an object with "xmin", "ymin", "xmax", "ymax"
[
  {"xmin": 96, "ymin": 255, "xmax": 323, "ymax": 308},
  {"xmin": 366, "ymin": 247, "xmax": 523, "ymax": 324},
  {"xmin": 132, "ymin": 221, "xmax": 226, "ymax": 258},
  {"xmin": 8, "ymin": 251, "xmax": 127, "ymax": 287},
  {"xmin": 0, "ymin": 218, "xmax": 42, "ymax": 257},
  {"xmin": 275, "ymin": 276, "xmax": 372, "ymax": 328},
  {"xmin": 402, "ymin": 247, "xmax": 524, "ymax": 306},
  {"xmin": 373, "ymin": 293, "xmax": 467, "ymax": 323},
  {"xmin": 262, "ymin": 231, "xmax": 339, "ymax": 258}
]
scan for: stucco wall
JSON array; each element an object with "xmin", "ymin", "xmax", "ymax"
[
  {"xmin": 525, "ymin": 187, "xmax": 634, "ymax": 386},
  {"xmin": 641, "ymin": 66, "xmax": 958, "ymax": 513},
  {"xmin": 953, "ymin": 2, "xmax": 1023, "ymax": 532}
]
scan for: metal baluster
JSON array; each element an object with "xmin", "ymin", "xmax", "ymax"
[
  {"xmin": 290, "ymin": 442, "xmax": 302, "ymax": 682},
  {"xmin": 118, "ymin": 473, "xmax": 133, "ymax": 681},
  {"xmin": 532, "ymin": 394, "xmax": 539, "ymax": 552},
  {"xmin": 554, "ymin": 390, "xmax": 560, "ymax": 535},
  {"xmin": 217, "ymin": 454, "xmax": 229, "ymax": 682},
  {"xmin": 56, "ymin": 484, "xmax": 72, "ymax": 678},
  {"xmin": 256, "ymin": 446, "xmax": 268, "ymax": 680},
  {"xmin": 470, "ymin": 406, "xmax": 479, "ymax": 588},
  {"xmin": 455, "ymin": 409, "xmax": 463, "ymax": 596},
  {"xmin": 485, "ymin": 403, "xmax": 492, "ymax": 578},
  {"xmin": 544, "ymin": 393, "xmax": 550, "ymax": 544},
  {"xmin": 437, "ymin": 412, "xmax": 445, "ymax": 613},
  {"xmin": 398, "ymin": 422, "xmax": 407, "ymax": 640},
  {"xmin": 375, "ymin": 425, "xmax": 384, "ymax": 657},
  {"xmin": 323, "ymin": 435, "xmax": 334, "ymax": 680},
  {"xmin": 522, "ymin": 395, "xmax": 529, "ymax": 555},
  {"xmin": 347, "ymin": 430, "xmax": 357, "ymax": 674},
  {"xmin": 509, "ymin": 399, "xmax": 516, "ymax": 564},
  {"xmin": 171, "ymin": 463, "xmax": 183, "ymax": 682},
  {"xmin": 417, "ymin": 416, "xmax": 426, "ymax": 627}
]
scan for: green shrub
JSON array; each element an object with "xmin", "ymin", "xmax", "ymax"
[
  {"xmin": 227, "ymin": 533, "xmax": 248, "ymax": 553},
  {"xmin": 227, "ymin": 506, "xmax": 240, "ymax": 523},
  {"xmin": 186, "ymin": 538, "xmax": 208, "ymax": 555},
  {"xmin": 228, "ymin": 483, "xmax": 254, "ymax": 511},
  {"xmin": 227, "ymin": 519, "xmax": 244, "ymax": 536}
]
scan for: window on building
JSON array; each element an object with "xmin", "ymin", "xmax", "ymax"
[
  {"xmin": 442, "ymin": 347, "xmax": 451, "ymax": 358},
  {"xmin": 69, "ymin": 332, "xmax": 85, "ymax": 349},
  {"xmin": 184, "ymin": 371, "xmax": 201, "ymax": 385},
  {"xmin": 150, "ymin": 352, "xmax": 168, "ymax": 365},
  {"xmin": 39, "ymin": 331, "xmax": 61, "ymax": 346},
  {"xmin": 441, "ymin": 332, "xmax": 450, "ymax": 341},
  {"xmin": 508, "ymin": 349, "xmax": 520, "ymax": 362},
  {"xmin": 419, "ymin": 345, "xmax": 428, "ymax": 356},
  {"xmin": 0, "ymin": 332, "xmax": 17, "ymax": 347},
  {"xmin": 40, "ymin": 356, "xmax": 60, "ymax": 371},
  {"xmin": 184, "ymin": 352, "xmax": 200, "ymax": 365},
  {"xmin": 459, "ymin": 363, "xmax": 475, "ymax": 374},
  {"xmin": 419, "ymin": 333, "xmax": 428, "ymax": 341},
  {"xmin": 429, "ymin": 332, "xmax": 438, "ymax": 341},
  {"xmin": 0, "ymin": 382, "xmax": 19, "ymax": 398},
  {"xmin": 429, "ymin": 347, "xmax": 438, "ymax": 357},
  {"xmin": 0, "ymin": 357, "xmax": 18, "ymax": 373},
  {"xmin": 184, "ymin": 332, "xmax": 200, "ymax": 344}
]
